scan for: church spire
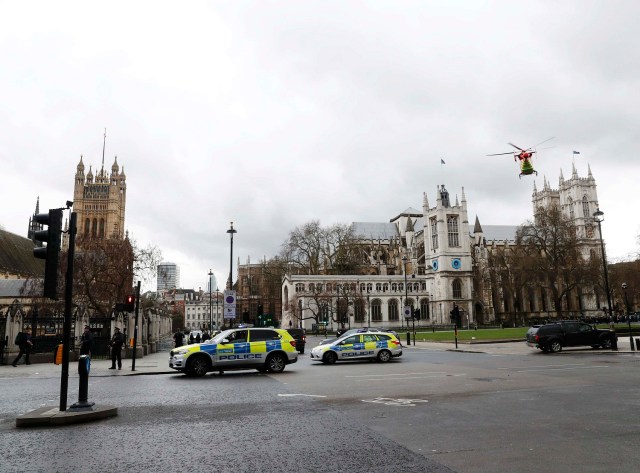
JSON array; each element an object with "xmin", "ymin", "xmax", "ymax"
[{"xmin": 473, "ymin": 215, "xmax": 483, "ymax": 233}]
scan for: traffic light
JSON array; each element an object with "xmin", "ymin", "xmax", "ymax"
[
  {"xmin": 124, "ymin": 294, "xmax": 135, "ymax": 312},
  {"xmin": 33, "ymin": 209, "xmax": 63, "ymax": 299}
]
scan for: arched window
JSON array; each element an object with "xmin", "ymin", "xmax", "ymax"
[
  {"xmin": 452, "ymin": 279, "xmax": 462, "ymax": 299},
  {"xmin": 388, "ymin": 299, "xmax": 399, "ymax": 321},
  {"xmin": 420, "ymin": 298, "xmax": 429, "ymax": 319},
  {"xmin": 568, "ymin": 197, "xmax": 574, "ymax": 219},
  {"xmin": 283, "ymin": 287, "xmax": 289, "ymax": 310},
  {"xmin": 91, "ymin": 219, "xmax": 98, "ymax": 237},
  {"xmin": 295, "ymin": 284, "xmax": 304, "ymax": 292},
  {"xmin": 354, "ymin": 299, "xmax": 365, "ymax": 323},
  {"xmin": 84, "ymin": 218, "xmax": 90, "ymax": 237},
  {"xmin": 371, "ymin": 299, "xmax": 382, "ymax": 322},
  {"xmin": 382, "ymin": 283, "xmax": 388, "ymax": 292},
  {"xmin": 99, "ymin": 218, "xmax": 105, "ymax": 238},
  {"xmin": 447, "ymin": 215, "xmax": 460, "ymax": 247},
  {"xmin": 582, "ymin": 196, "xmax": 590, "ymax": 218}
]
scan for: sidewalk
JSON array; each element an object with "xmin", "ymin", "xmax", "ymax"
[{"xmin": 0, "ymin": 350, "xmax": 174, "ymax": 379}]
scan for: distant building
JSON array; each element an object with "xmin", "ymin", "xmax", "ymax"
[
  {"xmin": 282, "ymin": 165, "xmax": 607, "ymax": 331},
  {"xmin": 69, "ymin": 155, "xmax": 127, "ymax": 246},
  {"xmin": 157, "ymin": 262, "xmax": 180, "ymax": 291}
]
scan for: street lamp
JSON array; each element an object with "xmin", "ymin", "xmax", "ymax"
[
  {"xmin": 215, "ymin": 287, "xmax": 220, "ymax": 330},
  {"xmin": 208, "ymin": 269, "xmax": 213, "ymax": 332},
  {"xmin": 622, "ymin": 283, "xmax": 635, "ymax": 351},
  {"xmin": 593, "ymin": 209, "xmax": 613, "ymax": 322},
  {"xmin": 226, "ymin": 222, "xmax": 237, "ymax": 290},
  {"xmin": 402, "ymin": 255, "xmax": 408, "ymax": 330}
]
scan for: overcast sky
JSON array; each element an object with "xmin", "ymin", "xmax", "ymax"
[{"xmin": 2, "ymin": 1, "xmax": 639, "ymax": 292}]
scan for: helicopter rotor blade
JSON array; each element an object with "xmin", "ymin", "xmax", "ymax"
[
  {"xmin": 486, "ymin": 152, "xmax": 515, "ymax": 156},
  {"xmin": 532, "ymin": 136, "xmax": 555, "ymax": 148},
  {"xmin": 508, "ymin": 142, "xmax": 525, "ymax": 151}
]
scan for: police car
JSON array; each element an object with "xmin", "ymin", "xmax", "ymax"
[
  {"xmin": 169, "ymin": 328, "xmax": 298, "ymax": 377},
  {"xmin": 310, "ymin": 331, "xmax": 402, "ymax": 364}
]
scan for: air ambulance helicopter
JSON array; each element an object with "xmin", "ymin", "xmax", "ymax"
[{"xmin": 487, "ymin": 137, "xmax": 555, "ymax": 178}]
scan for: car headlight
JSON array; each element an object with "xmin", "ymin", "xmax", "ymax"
[{"xmin": 172, "ymin": 349, "xmax": 189, "ymax": 356}]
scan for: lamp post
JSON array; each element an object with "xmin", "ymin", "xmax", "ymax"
[
  {"xmin": 402, "ymin": 255, "xmax": 408, "ymax": 330},
  {"xmin": 622, "ymin": 283, "xmax": 635, "ymax": 351},
  {"xmin": 215, "ymin": 287, "xmax": 220, "ymax": 330},
  {"xmin": 226, "ymin": 222, "xmax": 237, "ymax": 290},
  {"xmin": 593, "ymin": 208, "xmax": 613, "ymax": 322},
  {"xmin": 208, "ymin": 269, "xmax": 213, "ymax": 332}
]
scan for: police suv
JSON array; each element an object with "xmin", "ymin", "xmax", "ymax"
[
  {"xmin": 310, "ymin": 331, "xmax": 403, "ymax": 364},
  {"xmin": 169, "ymin": 328, "xmax": 298, "ymax": 377}
]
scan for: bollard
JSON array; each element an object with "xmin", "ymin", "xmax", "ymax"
[
  {"xmin": 69, "ymin": 355, "xmax": 95, "ymax": 411},
  {"xmin": 611, "ymin": 335, "xmax": 618, "ymax": 351},
  {"xmin": 636, "ymin": 338, "xmax": 640, "ymax": 351},
  {"xmin": 406, "ymin": 332, "xmax": 411, "ymax": 346}
]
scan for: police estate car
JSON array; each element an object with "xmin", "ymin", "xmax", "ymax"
[
  {"xmin": 169, "ymin": 328, "xmax": 298, "ymax": 377},
  {"xmin": 310, "ymin": 331, "xmax": 402, "ymax": 364}
]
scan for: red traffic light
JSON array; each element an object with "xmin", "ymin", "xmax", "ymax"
[{"xmin": 124, "ymin": 295, "xmax": 135, "ymax": 311}]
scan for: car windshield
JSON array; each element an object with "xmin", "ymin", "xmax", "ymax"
[{"xmin": 211, "ymin": 329, "xmax": 235, "ymax": 344}]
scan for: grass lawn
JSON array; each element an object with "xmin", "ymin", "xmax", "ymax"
[{"xmin": 412, "ymin": 327, "xmax": 529, "ymax": 342}]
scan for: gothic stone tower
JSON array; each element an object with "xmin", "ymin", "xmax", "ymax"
[
  {"xmin": 423, "ymin": 184, "xmax": 473, "ymax": 324},
  {"xmin": 72, "ymin": 155, "xmax": 127, "ymax": 242}
]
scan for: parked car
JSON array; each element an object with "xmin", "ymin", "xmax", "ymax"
[
  {"xmin": 526, "ymin": 321, "xmax": 616, "ymax": 353},
  {"xmin": 310, "ymin": 331, "xmax": 403, "ymax": 364},
  {"xmin": 286, "ymin": 328, "xmax": 306, "ymax": 354}
]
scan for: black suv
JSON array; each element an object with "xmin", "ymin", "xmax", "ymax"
[
  {"xmin": 286, "ymin": 328, "xmax": 306, "ymax": 354},
  {"xmin": 526, "ymin": 321, "xmax": 616, "ymax": 353}
]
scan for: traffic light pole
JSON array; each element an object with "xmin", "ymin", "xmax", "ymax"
[
  {"xmin": 131, "ymin": 281, "xmax": 141, "ymax": 371},
  {"xmin": 60, "ymin": 212, "xmax": 76, "ymax": 412}
]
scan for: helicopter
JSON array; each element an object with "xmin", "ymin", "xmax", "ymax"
[{"xmin": 487, "ymin": 137, "xmax": 555, "ymax": 178}]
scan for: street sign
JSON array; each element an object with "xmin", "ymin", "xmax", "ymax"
[
  {"xmin": 224, "ymin": 290, "xmax": 236, "ymax": 305},
  {"xmin": 403, "ymin": 306, "xmax": 412, "ymax": 319},
  {"xmin": 224, "ymin": 306, "xmax": 236, "ymax": 319}
]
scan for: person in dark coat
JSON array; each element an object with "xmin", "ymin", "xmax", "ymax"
[
  {"xmin": 12, "ymin": 329, "xmax": 33, "ymax": 367},
  {"xmin": 173, "ymin": 330, "xmax": 185, "ymax": 348},
  {"xmin": 80, "ymin": 325, "xmax": 93, "ymax": 356},
  {"xmin": 109, "ymin": 327, "xmax": 125, "ymax": 370}
]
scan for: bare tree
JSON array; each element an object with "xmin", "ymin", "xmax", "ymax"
[
  {"xmin": 279, "ymin": 220, "xmax": 363, "ymax": 275},
  {"xmin": 517, "ymin": 205, "xmax": 599, "ymax": 317}
]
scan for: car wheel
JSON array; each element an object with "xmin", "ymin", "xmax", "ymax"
[
  {"xmin": 266, "ymin": 353, "xmax": 286, "ymax": 373},
  {"xmin": 323, "ymin": 351, "xmax": 338, "ymax": 364},
  {"xmin": 186, "ymin": 356, "xmax": 210, "ymax": 377},
  {"xmin": 600, "ymin": 337, "xmax": 613, "ymax": 349},
  {"xmin": 377, "ymin": 349, "xmax": 392, "ymax": 362},
  {"xmin": 549, "ymin": 340, "xmax": 562, "ymax": 353}
]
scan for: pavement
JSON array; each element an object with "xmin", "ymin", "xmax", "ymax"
[{"xmin": 5, "ymin": 335, "xmax": 638, "ymax": 427}]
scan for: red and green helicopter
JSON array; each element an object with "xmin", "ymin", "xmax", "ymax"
[{"xmin": 487, "ymin": 137, "xmax": 555, "ymax": 178}]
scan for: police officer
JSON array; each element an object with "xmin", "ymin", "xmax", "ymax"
[{"xmin": 109, "ymin": 327, "xmax": 125, "ymax": 370}]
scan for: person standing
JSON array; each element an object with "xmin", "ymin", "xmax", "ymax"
[
  {"xmin": 80, "ymin": 325, "xmax": 93, "ymax": 356},
  {"xmin": 12, "ymin": 329, "xmax": 33, "ymax": 367},
  {"xmin": 109, "ymin": 327, "xmax": 125, "ymax": 370},
  {"xmin": 173, "ymin": 330, "xmax": 185, "ymax": 348}
]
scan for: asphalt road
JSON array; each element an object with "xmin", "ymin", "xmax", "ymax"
[{"xmin": 1, "ymin": 339, "xmax": 639, "ymax": 473}]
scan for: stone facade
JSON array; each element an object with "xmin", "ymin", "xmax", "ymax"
[{"xmin": 282, "ymin": 165, "xmax": 605, "ymax": 330}]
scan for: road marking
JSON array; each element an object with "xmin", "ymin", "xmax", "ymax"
[
  {"xmin": 362, "ymin": 397, "xmax": 429, "ymax": 407},
  {"xmin": 277, "ymin": 393, "xmax": 327, "ymax": 398}
]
